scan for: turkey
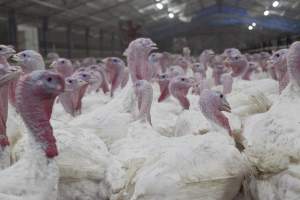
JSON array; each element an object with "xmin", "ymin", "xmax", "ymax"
[
  {"xmin": 0, "ymin": 63, "xmax": 21, "ymax": 169},
  {"xmin": 0, "ymin": 70, "xmax": 64, "ymax": 199},
  {"xmin": 243, "ymin": 41, "xmax": 300, "ymax": 199},
  {"xmin": 268, "ymin": 49, "xmax": 289, "ymax": 93},
  {"xmin": 102, "ymin": 57, "xmax": 126, "ymax": 97},
  {"xmin": 124, "ymin": 89, "xmax": 249, "ymax": 200},
  {"xmin": 6, "ymin": 50, "xmax": 46, "ymax": 148}
]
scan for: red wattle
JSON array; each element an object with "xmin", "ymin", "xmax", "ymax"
[{"xmin": 0, "ymin": 137, "xmax": 9, "ymax": 147}]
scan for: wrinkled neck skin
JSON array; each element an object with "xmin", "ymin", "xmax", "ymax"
[
  {"xmin": 241, "ymin": 65, "xmax": 254, "ymax": 80},
  {"xmin": 128, "ymin": 48, "xmax": 151, "ymax": 82},
  {"xmin": 230, "ymin": 61, "xmax": 247, "ymax": 78},
  {"xmin": 194, "ymin": 72, "xmax": 204, "ymax": 82},
  {"xmin": 222, "ymin": 75, "xmax": 233, "ymax": 94},
  {"xmin": 136, "ymin": 86, "xmax": 153, "ymax": 125},
  {"xmin": 59, "ymin": 92, "xmax": 75, "ymax": 117},
  {"xmin": 170, "ymin": 85, "xmax": 190, "ymax": 110},
  {"xmin": 110, "ymin": 64, "xmax": 125, "ymax": 97},
  {"xmin": 74, "ymin": 84, "xmax": 88, "ymax": 114},
  {"xmin": 213, "ymin": 69, "xmax": 223, "ymax": 85},
  {"xmin": 0, "ymin": 85, "xmax": 9, "ymax": 149},
  {"xmin": 158, "ymin": 80, "xmax": 170, "ymax": 102},
  {"xmin": 17, "ymin": 83, "xmax": 58, "ymax": 160},
  {"xmin": 275, "ymin": 59, "xmax": 287, "ymax": 81},
  {"xmin": 279, "ymin": 72, "xmax": 289, "ymax": 93},
  {"xmin": 0, "ymin": 56, "xmax": 9, "ymax": 67},
  {"xmin": 200, "ymin": 100, "xmax": 231, "ymax": 135}
]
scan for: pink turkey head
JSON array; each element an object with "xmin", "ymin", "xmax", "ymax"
[
  {"xmin": 16, "ymin": 70, "xmax": 64, "ymax": 158},
  {"xmin": 241, "ymin": 62, "xmax": 258, "ymax": 80},
  {"xmin": 65, "ymin": 77, "xmax": 88, "ymax": 91},
  {"xmin": 211, "ymin": 56, "xmax": 226, "ymax": 85},
  {"xmin": 199, "ymin": 89, "xmax": 232, "ymax": 135},
  {"xmin": 148, "ymin": 52, "xmax": 163, "ymax": 78},
  {"xmin": 0, "ymin": 64, "xmax": 21, "ymax": 87},
  {"xmin": 156, "ymin": 73, "xmax": 171, "ymax": 102},
  {"xmin": 82, "ymin": 57, "xmax": 97, "ymax": 67},
  {"xmin": 259, "ymin": 52, "xmax": 271, "ymax": 71},
  {"xmin": 173, "ymin": 56, "xmax": 189, "ymax": 71},
  {"xmin": 222, "ymin": 48, "xmax": 241, "ymax": 59},
  {"xmin": 192, "ymin": 62, "xmax": 206, "ymax": 79},
  {"xmin": 0, "ymin": 45, "xmax": 16, "ymax": 61},
  {"xmin": 134, "ymin": 80, "xmax": 153, "ymax": 125},
  {"xmin": 269, "ymin": 49, "xmax": 288, "ymax": 79},
  {"xmin": 224, "ymin": 54, "xmax": 247, "ymax": 78},
  {"xmin": 169, "ymin": 76, "xmax": 193, "ymax": 109},
  {"xmin": 124, "ymin": 38, "xmax": 157, "ymax": 82},
  {"xmin": 287, "ymin": 41, "xmax": 300, "ymax": 88},
  {"xmin": 199, "ymin": 49, "xmax": 215, "ymax": 69},
  {"xmin": 87, "ymin": 64, "xmax": 110, "ymax": 93},
  {"xmin": 50, "ymin": 58, "xmax": 74, "ymax": 78},
  {"xmin": 167, "ymin": 65, "xmax": 185, "ymax": 78},
  {"xmin": 103, "ymin": 57, "xmax": 125, "ymax": 97},
  {"xmin": 11, "ymin": 50, "xmax": 45, "ymax": 73},
  {"xmin": 192, "ymin": 79, "xmax": 210, "ymax": 95}
]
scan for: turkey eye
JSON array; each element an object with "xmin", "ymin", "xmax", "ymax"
[
  {"xmin": 61, "ymin": 60, "xmax": 65, "ymax": 64},
  {"xmin": 235, "ymin": 57, "xmax": 239, "ymax": 60},
  {"xmin": 275, "ymin": 54, "xmax": 280, "ymax": 58},
  {"xmin": 22, "ymin": 54, "xmax": 26, "ymax": 57},
  {"xmin": 181, "ymin": 78, "xmax": 185, "ymax": 81},
  {"xmin": 68, "ymin": 80, "xmax": 72, "ymax": 84},
  {"xmin": 0, "ymin": 48, "xmax": 2, "ymax": 51},
  {"xmin": 47, "ymin": 77, "xmax": 52, "ymax": 82},
  {"xmin": 220, "ymin": 94, "xmax": 224, "ymax": 98},
  {"xmin": 161, "ymin": 75, "xmax": 166, "ymax": 78},
  {"xmin": 82, "ymin": 74, "xmax": 87, "ymax": 77}
]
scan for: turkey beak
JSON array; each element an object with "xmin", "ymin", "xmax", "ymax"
[
  {"xmin": 49, "ymin": 61, "xmax": 57, "ymax": 68},
  {"xmin": 102, "ymin": 58, "xmax": 109, "ymax": 64},
  {"xmin": 10, "ymin": 54, "xmax": 21, "ymax": 63},
  {"xmin": 220, "ymin": 99, "xmax": 231, "ymax": 113},
  {"xmin": 223, "ymin": 57, "xmax": 230, "ymax": 65},
  {"xmin": 78, "ymin": 79, "xmax": 88, "ymax": 87}
]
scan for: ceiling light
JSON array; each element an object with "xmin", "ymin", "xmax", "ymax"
[
  {"xmin": 156, "ymin": 3, "xmax": 164, "ymax": 10},
  {"xmin": 264, "ymin": 10, "xmax": 270, "ymax": 16},
  {"xmin": 252, "ymin": 22, "xmax": 256, "ymax": 27},
  {"xmin": 168, "ymin": 12, "xmax": 174, "ymax": 19},
  {"xmin": 272, "ymin": 1, "xmax": 279, "ymax": 8},
  {"xmin": 155, "ymin": 0, "xmax": 161, "ymax": 1},
  {"xmin": 248, "ymin": 25, "xmax": 254, "ymax": 30}
]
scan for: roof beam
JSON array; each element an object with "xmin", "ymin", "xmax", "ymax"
[{"xmin": 66, "ymin": 0, "xmax": 136, "ymax": 24}]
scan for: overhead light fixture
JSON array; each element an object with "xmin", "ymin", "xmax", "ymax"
[
  {"xmin": 252, "ymin": 22, "xmax": 256, "ymax": 27},
  {"xmin": 248, "ymin": 25, "xmax": 254, "ymax": 30},
  {"xmin": 272, "ymin": 1, "xmax": 279, "ymax": 8},
  {"xmin": 155, "ymin": 0, "xmax": 161, "ymax": 1},
  {"xmin": 156, "ymin": 3, "xmax": 164, "ymax": 10},
  {"xmin": 168, "ymin": 12, "xmax": 174, "ymax": 19},
  {"xmin": 264, "ymin": 10, "xmax": 270, "ymax": 16}
]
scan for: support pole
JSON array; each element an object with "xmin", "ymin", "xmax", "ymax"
[
  {"xmin": 7, "ymin": 9, "xmax": 18, "ymax": 50},
  {"xmin": 85, "ymin": 27, "xmax": 90, "ymax": 56},
  {"xmin": 66, "ymin": 24, "xmax": 72, "ymax": 58},
  {"xmin": 41, "ymin": 16, "xmax": 48, "ymax": 56}
]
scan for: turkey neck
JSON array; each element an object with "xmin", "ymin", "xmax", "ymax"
[
  {"xmin": 16, "ymin": 82, "xmax": 58, "ymax": 161},
  {"xmin": 231, "ymin": 60, "xmax": 247, "ymax": 78},
  {"xmin": 0, "ymin": 85, "xmax": 9, "ymax": 148},
  {"xmin": 0, "ymin": 56, "xmax": 9, "ymax": 66}
]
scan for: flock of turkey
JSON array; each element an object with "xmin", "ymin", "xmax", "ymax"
[{"xmin": 0, "ymin": 37, "xmax": 299, "ymax": 200}]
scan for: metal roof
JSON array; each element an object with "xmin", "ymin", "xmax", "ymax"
[{"xmin": 1, "ymin": 0, "xmax": 300, "ymax": 56}]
